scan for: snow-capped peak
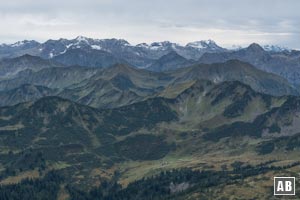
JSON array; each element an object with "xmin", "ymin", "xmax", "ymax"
[
  {"xmin": 263, "ymin": 45, "xmax": 290, "ymax": 52},
  {"xmin": 11, "ymin": 41, "xmax": 26, "ymax": 47},
  {"xmin": 150, "ymin": 42, "xmax": 164, "ymax": 47},
  {"xmin": 137, "ymin": 41, "xmax": 175, "ymax": 50},
  {"xmin": 136, "ymin": 43, "xmax": 150, "ymax": 48},
  {"xmin": 75, "ymin": 36, "xmax": 90, "ymax": 44},
  {"xmin": 186, "ymin": 40, "xmax": 220, "ymax": 50},
  {"xmin": 135, "ymin": 41, "xmax": 182, "ymax": 51},
  {"xmin": 117, "ymin": 39, "xmax": 131, "ymax": 46},
  {"xmin": 10, "ymin": 40, "xmax": 37, "ymax": 48}
]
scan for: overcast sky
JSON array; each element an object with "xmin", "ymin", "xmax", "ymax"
[{"xmin": 0, "ymin": 0, "xmax": 299, "ymax": 49}]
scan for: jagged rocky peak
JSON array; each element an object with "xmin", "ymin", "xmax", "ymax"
[
  {"xmin": 149, "ymin": 41, "xmax": 173, "ymax": 49},
  {"xmin": 263, "ymin": 44, "xmax": 290, "ymax": 52},
  {"xmin": 0, "ymin": 40, "xmax": 40, "ymax": 48},
  {"xmin": 73, "ymin": 36, "xmax": 91, "ymax": 45},
  {"xmin": 11, "ymin": 40, "xmax": 38, "ymax": 47},
  {"xmin": 186, "ymin": 39, "xmax": 221, "ymax": 50},
  {"xmin": 136, "ymin": 43, "xmax": 150, "ymax": 48},
  {"xmin": 75, "ymin": 35, "xmax": 90, "ymax": 41},
  {"xmin": 247, "ymin": 43, "xmax": 265, "ymax": 51},
  {"xmin": 99, "ymin": 38, "xmax": 131, "ymax": 46}
]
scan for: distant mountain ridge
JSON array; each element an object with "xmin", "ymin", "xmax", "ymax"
[
  {"xmin": 1, "ymin": 37, "xmax": 299, "ymax": 78},
  {"xmin": 199, "ymin": 43, "xmax": 300, "ymax": 86},
  {"xmin": 0, "ymin": 37, "xmax": 227, "ymax": 67},
  {"xmin": 0, "ymin": 60, "xmax": 297, "ymax": 108},
  {"xmin": 147, "ymin": 51, "xmax": 195, "ymax": 71},
  {"xmin": 0, "ymin": 37, "xmax": 296, "ymax": 60},
  {"xmin": 1, "ymin": 37, "xmax": 300, "ymax": 96},
  {"xmin": 0, "ymin": 54, "xmax": 64, "ymax": 80}
]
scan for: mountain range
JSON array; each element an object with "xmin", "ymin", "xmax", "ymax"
[
  {"xmin": 1, "ymin": 37, "xmax": 299, "ymax": 88},
  {"xmin": 0, "ymin": 56, "xmax": 297, "ymax": 108},
  {"xmin": 199, "ymin": 43, "xmax": 300, "ymax": 86},
  {"xmin": 0, "ymin": 37, "xmax": 226, "ymax": 68},
  {"xmin": 0, "ymin": 37, "xmax": 300, "ymax": 199}
]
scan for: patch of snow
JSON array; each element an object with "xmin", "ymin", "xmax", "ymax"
[
  {"xmin": 49, "ymin": 52, "xmax": 54, "ymax": 58},
  {"xmin": 186, "ymin": 41, "xmax": 204, "ymax": 49},
  {"xmin": 136, "ymin": 43, "xmax": 150, "ymax": 48},
  {"xmin": 212, "ymin": 76, "xmax": 222, "ymax": 83},
  {"xmin": 66, "ymin": 43, "xmax": 74, "ymax": 48},
  {"xmin": 171, "ymin": 43, "xmax": 178, "ymax": 50},
  {"xmin": 186, "ymin": 40, "xmax": 219, "ymax": 50},
  {"xmin": 73, "ymin": 36, "xmax": 90, "ymax": 47},
  {"xmin": 91, "ymin": 45, "xmax": 102, "ymax": 50},
  {"xmin": 59, "ymin": 48, "xmax": 67, "ymax": 55},
  {"xmin": 123, "ymin": 42, "xmax": 131, "ymax": 46},
  {"xmin": 11, "ymin": 41, "xmax": 25, "ymax": 47},
  {"xmin": 149, "ymin": 42, "xmax": 169, "ymax": 50},
  {"xmin": 7, "ymin": 40, "xmax": 39, "ymax": 48},
  {"xmin": 136, "ymin": 41, "xmax": 179, "ymax": 50},
  {"xmin": 75, "ymin": 36, "xmax": 89, "ymax": 43},
  {"xmin": 149, "ymin": 46, "xmax": 160, "ymax": 50},
  {"xmin": 263, "ymin": 45, "xmax": 290, "ymax": 52}
]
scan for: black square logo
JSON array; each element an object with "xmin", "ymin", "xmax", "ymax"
[{"xmin": 274, "ymin": 177, "xmax": 295, "ymax": 195}]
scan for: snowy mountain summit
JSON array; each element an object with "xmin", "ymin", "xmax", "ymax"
[
  {"xmin": 186, "ymin": 40, "xmax": 222, "ymax": 50},
  {"xmin": 263, "ymin": 45, "xmax": 290, "ymax": 52}
]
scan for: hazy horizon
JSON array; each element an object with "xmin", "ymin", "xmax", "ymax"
[
  {"xmin": 0, "ymin": 36, "xmax": 298, "ymax": 50},
  {"xmin": 1, "ymin": 0, "xmax": 299, "ymax": 49}
]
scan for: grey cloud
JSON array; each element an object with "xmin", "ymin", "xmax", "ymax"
[{"xmin": 0, "ymin": 0, "xmax": 299, "ymax": 49}]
